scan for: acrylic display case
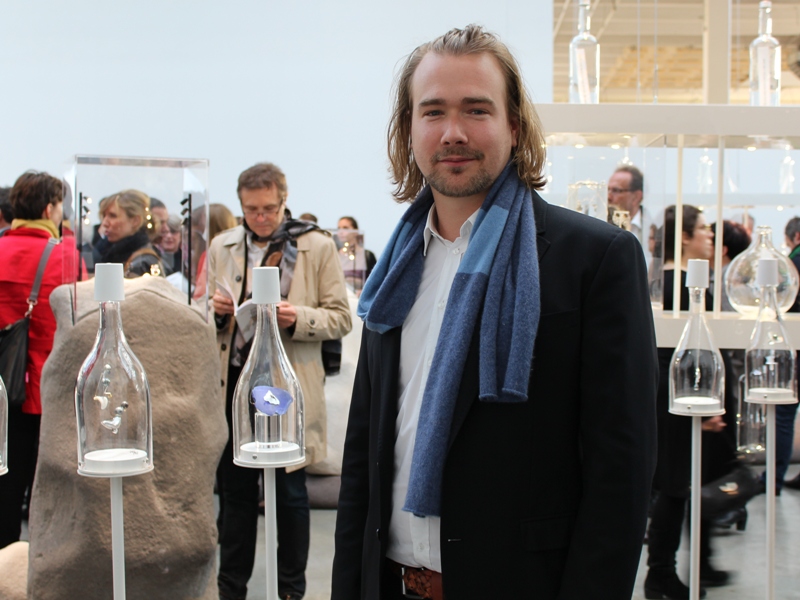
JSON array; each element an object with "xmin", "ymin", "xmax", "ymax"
[
  {"xmin": 537, "ymin": 103, "xmax": 800, "ymax": 349},
  {"xmin": 232, "ymin": 267, "xmax": 305, "ymax": 469},
  {"xmin": 75, "ymin": 264, "xmax": 153, "ymax": 478},
  {"xmin": 0, "ymin": 375, "xmax": 7, "ymax": 476},
  {"xmin": 64, "ymin": 155, "xmax": 210, "ymax": 321}
]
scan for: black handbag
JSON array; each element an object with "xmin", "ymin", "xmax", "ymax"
[
  {"xmin": 701, "ymin": 464, "xmax": 759, "ymax": 519},
  {"xmin": 0, "ymin": 238, "xmax": 57, "ymax": 408}
]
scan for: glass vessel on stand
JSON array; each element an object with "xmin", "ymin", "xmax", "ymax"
[
  {"xmin": 745, "ymin": 258, "xmax": 798, "ymax": 405},
  {"xmin": 669, "ymin": 260, "xmax": 726, "ymax": 416},
  {"xmin": 724, "ymin": 226, "xmax": 799, "ymax": 317},
  {"xmin": 75, "ymin": 263, "xmax": 153, "ymax": 477},
  {"xmin": 566, "ymin": 180, "xmax": 607, "ymax": 222},
  {"xmin": 749, "ymin": 0, "xmax": 781, "ymax": 107},
  {"xmin": 0, "ymin": 376, "xmax": 7, "ymax": 476},
  {"xmin": 569, "ymin": 0, "xmax": 599, "ymax": 104},
  {"xmin": 232, "ymin": 267, "xmax": 304, "ymax": 469}
]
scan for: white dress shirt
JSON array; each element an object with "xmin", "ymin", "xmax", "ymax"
[{"xmin": 386, "ymin": 206, "xmax": 478, "ymax": 572}]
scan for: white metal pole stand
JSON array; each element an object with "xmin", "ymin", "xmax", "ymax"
[
  {"xmin": 689, "ymin": 416, "xmax": 702, "ymax": 600},
  {"xmin": 264, "ymin": 468, "xmax": 279, "ymax": 600},
  {"xmin": 765, "ymin": 403, "xmax": 776, "ymax": 600},
  {"xmin": 110, "ymin": 477, "xmax": 126, "ymax": 600}
]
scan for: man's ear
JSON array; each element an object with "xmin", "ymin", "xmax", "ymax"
[{"xmin": 722, "ymin": 245, "xmax": 730, "ymax": 258}]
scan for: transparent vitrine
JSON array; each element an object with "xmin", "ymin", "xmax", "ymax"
[
  {"xmin": 75, "ymin": 264, "xmax": 153, "ymax": 477},
  {"xmin": 64, "ymin": 155, "xmax": 210, "ymax": 320},
  {"xmin": 0, "ymin": 375, "xmax": 7, "ymax": 476},
  {"xmin": 232, "ymin": 267, "xmax": 304, "ymax": 468},
  {"xmin": 331, "ymin": 228, "xmax": 369, "ymax": 295}
]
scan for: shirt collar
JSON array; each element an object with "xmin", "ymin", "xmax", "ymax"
[{"xmin": 423, "ymin": 205, "xmax": 479, "ymax": 256}]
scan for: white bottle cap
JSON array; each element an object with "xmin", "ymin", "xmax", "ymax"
[
  {"xmin": 94, "ymin": 263, "xmax": 125, "ymax": 302},
  {"xmin": 759, "ymin": 0, "xmax": 771, "ymax": 8},
  {"xmin": 757, "ymin": 258, "xmax": 779, "ymax": 286},
  {"xmin": 252, "ymin": 267, "xmax": 281, "ymax": 304},
  {"xmin": 685, "ymin": 259, "xmax": 709, "ymax": 289}
]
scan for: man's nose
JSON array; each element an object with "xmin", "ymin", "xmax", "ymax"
[{"xmin": 441, "ymin": 116, "xmax": 468, "ymax": 145}]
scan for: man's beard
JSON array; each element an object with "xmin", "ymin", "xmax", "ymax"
[{"xmin": 426, "ymin": 149, "xmax": 492, "ymax": 198}]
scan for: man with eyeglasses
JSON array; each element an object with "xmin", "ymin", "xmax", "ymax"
[
  {"xmin": 207, "ymin": 162, "xmax": 352, "ymax": 600},
  {"xmin": 608, "ymin": 165, "xmax": 652, "ymax": 266}
]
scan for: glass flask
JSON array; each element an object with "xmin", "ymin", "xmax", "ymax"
[
  {"xmin": 232, "ymin": 267, "xmax": 304, "ymax": 468},
  {"xmin": 745, "ymin": 258, "xmax": 798, "ymax": 405},
  {"xmin": 749, "ymin": 0, "xmax": 781, "ymax": 107},
  {"xmin": 669, "ymin": 260, "xmax": 726, "ymax": 416},
  {"xmin": 737, "ymin": 390, "xmax": 766, "ymax": 458},
  {"xmin": 75, "ymin": 263, "xmax": 153, "ymax": 477},
  {"xmin": 780, "ymin": 150, "xmax": 795, "ymax": 195},
  {"xmin": 566, "ymin": 180, "xmax": 607, "ymax": 222},
  {"xmin": 0, "ymin": 376, "xmax": 7, "ymax": 476},
  {"xmin": 569, "ymin": 1, "xmax": 599, "ymax": 104},
  {"xmin": 724, "ymin": 226, "xmax": 799, "ymax": 317}
]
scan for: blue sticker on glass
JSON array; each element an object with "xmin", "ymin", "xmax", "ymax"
[{"xmin": 252, "ymin": 386, "xmax": 293, "ymax": 416}]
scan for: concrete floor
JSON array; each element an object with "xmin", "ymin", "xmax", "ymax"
[{"xmin": 243, "ymin": 467, "xmax": 800, "ymax": 600}]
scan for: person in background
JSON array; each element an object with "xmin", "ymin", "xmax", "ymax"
[
  {"xmin": 208, "ymin": 163, "xmax": 351, "ymax": 600},
  {"xmin": 158, "ymin": 214, "xmax": 183, "ymax": 274},
  {"xmin": 193, "ymin": 204, "xmax": 237, "ymax": 300},
  {"xmin": 336, "ymin": 216, "xmax": 377, "ymax": 280},
  {"xmin": 298, "ymin": 212, "xmax": 318, "ymax": 223},
  {"xmin": 92, "ymin": 190, "xmax": 165, "ymax": 277},
  {"xmin": 0, "ymin": 171, "xmax": 82, "ymax": 548},
  {"xmin": 608, "ymin": 164, "xmax": 651, "ymax": 266},
  {"xmin": 0, "ymin": 188, "xmax": 12, "ymax": 237},
  {"xmin": 710, "ymin": 220, "xmax": 751, "ymax": 312}
]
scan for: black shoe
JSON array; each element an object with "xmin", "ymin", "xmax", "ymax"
[
  {"xmin": 784, "ymin": 474, "xmax": 800, "ymax": 490},
  {"xmin": 712, "ymin": 507, "xmax": 747, "ymax": 531},
  {"xmin": 755, "ymin": 479, "xmax": 782, "ymax": 496},
  {"xmin": 644, "ymin": 572, "xmax": 707, "ymax": 599},
  {"xmin": 700, "ymin": 565, "xmax": 731, "ymax": 587}
]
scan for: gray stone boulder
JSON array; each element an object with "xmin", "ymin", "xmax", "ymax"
[{"xmin": 28, "ymin": 277, "xmax": 227, "ymax": 600}]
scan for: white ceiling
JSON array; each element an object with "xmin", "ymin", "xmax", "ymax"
[{"xmin": 552, "ymin": 0, "xmax": 800, "ymax": 103}]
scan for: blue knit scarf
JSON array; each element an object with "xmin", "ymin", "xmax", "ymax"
[{"xmin": 358, "ymin": 163, "xmax": 541, "ymax": 517}]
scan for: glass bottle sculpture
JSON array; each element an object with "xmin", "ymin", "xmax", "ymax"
[
  {"xmin": 724, "ymin": 226, "xmax": 799, "ymax": 317},
  {"xmin": 669, "ymin": 260, "xmax": 726, "ymax": 416},
  {"xmin": 75, "ymin": 263, "xmax": 153, "ymax": 477},
  {"xmin": 569, "ymin": 0, "xmax": 599, "ymax": 104},
  {"xmin": 232, "ymin": 266, "xmax": 304, "ymax": 469},
  {"xmin": 745, "ymin": 258, "xmax": 797, "ymax": 405},
  {"xmin": 0, "ymin": 376, "xmax": 7, "ymax": 476},
  {"xmin": 749, "ymin": 0, "xmax": 781, "ymax": 107}
]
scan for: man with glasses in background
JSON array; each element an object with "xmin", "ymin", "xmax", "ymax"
[
  {"xmin": 208, "ymin": 162, "xmax": 351, "ymax": 600},
  {"xmin": 608, "ymin": 165, "xmax": 652, "ymax": 266}
]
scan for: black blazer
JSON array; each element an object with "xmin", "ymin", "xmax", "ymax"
[{"xmin": 332, "ymin": 194, "xmax": 658, "ymax": 599}]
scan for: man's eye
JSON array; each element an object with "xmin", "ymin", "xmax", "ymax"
[
  {"xmin": 470, "ymin": 108, "xmax": 489, "ymax": 115},
  {"xmin": 423, "ymin": 110, "xmax": 443, "ymax": 117}
]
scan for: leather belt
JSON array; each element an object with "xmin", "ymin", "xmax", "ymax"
[{"xmin": 387, "ymin": 559, "xmax": 444, "ymax": 600}]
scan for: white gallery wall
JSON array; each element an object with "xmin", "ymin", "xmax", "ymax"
[{"xmin": 0, "ymin": 0, "xmax": 553, "ymax": 254}]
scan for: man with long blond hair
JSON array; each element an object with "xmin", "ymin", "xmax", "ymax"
[{"xmin": 333, "ymin": 25, "xmax": 657, "ymax": 599}]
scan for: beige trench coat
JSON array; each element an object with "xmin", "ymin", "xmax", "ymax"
[{"xmin": 207, "ymin": 225, "xmax": 352, "ymax": 470}]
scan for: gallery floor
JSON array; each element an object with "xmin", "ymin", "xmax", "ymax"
[{"xmin": 243, "ymin": 467, "xmax": 800, "ymax": 600}]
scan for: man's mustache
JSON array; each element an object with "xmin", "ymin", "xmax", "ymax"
[{"xmin": 432, "ymin": 148, "xmax": 485, "ymax": 162}]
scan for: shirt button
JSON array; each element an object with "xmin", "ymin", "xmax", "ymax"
[
  {"xmin": 418, "ymin": 543, "xmax": 425, "ymax": 551},
  {"xmin": 235, "ymin": 275, "xmax": 242, "ymax": 282},
  {"xmin": 310, "ymin": 319, "xmax": 316, "ymax": 326},
  {"xmin": 452, "ymin": 248, "xmax": 460, "ymax": 255},
  {"xmin": 221, "ymin": 344, "xmax": 227, "ymax": 351},
  {"xmin": 438, "ymin": 300, "xmax": 445, "ymax": 309}
]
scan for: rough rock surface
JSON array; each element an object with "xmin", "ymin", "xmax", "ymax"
[
  {"xmin": 28, "ymin": 277, "xmax": 227, "ymax": 600},
  {"xmin": 0, "ymin": 542, "xmax": 28, "ymax": 600}
]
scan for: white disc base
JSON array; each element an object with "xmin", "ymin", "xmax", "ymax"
[
  {"xmin": 0, "ymin": 467, "xmax": 7, "ymax": 476},
  {"xmin": 79, "ymin": 448, "xmax": 153, "ymax": 478},
  {"xmin": 746, "ymin": 388, "xmax": 798, "ymax": 405},
  {"xmin": 234, "ymin": 442, "xmax": 304, "ymax": 469},
  {"xmin": 669, "ymin": 396, "xmax": 725, "ymax": 416}
]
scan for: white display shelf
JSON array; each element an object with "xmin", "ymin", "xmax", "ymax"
[{"xmin": 654, "ymin": 311, "xmax": 800, "ymax": 349}]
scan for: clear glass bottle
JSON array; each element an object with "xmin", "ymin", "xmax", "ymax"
[
  {"xmin": 669, "ymin": 260, "xmax": 726, "ymax": 416},
  {"xmin": 749, "ymin": 0, "xmax": 781, "ymax": 107},
  {"xmin": 75, "ymin": 264, "xmax": 153, "ymax": 477},
  {"xmin": 569, "ymin": 1, "xmax": 599, "ymax": 104},
  {"xmin": 745, "ymin": 258, "xmax": 798, "ymax": 405},
  {"xmin": 725, "ymin": 226, "xmax": 799, "ymax": 317},
  {"xmin": 780, "ymin": 149, "xmax": 795, "ymax": 194},
  {"xmin": 232, "ymin": 267, "xmax": 304, "ymax": 468},
  {"xmin": 0, "ymin": 376, "xmax": 7, "ymax": 476}
]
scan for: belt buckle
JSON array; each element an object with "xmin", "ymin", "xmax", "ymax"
[{"xmin": 401, "ymin": 567, "xmax": 426, "ymax": 599}]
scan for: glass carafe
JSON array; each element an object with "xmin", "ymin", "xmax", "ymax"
[
  {"xmin": 75, "ymin": 264, "xmax": 153, "ymax": 477},
  {"xmin": 725, "ymin": 226, "xmax": 799, "ymax": 317},
  {"xmin": 232, "ymin": 267, "xmax": 304, "ymax": 468},
  {"xmin": 669, "ymin": 260, "xmax": 726, "ymax": 416},
  {"xmin": 569, "ymin": 1, "xmax": 599, "ymax": 104},
  {"xmin": 749, "ymin": 0, "xmax": 781, "ymax": 107}
]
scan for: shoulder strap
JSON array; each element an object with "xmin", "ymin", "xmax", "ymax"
[
  {"xmin": 25, "ymin": 238, "xmax": 58, "ymax": 317},
  {"xmin": 124, "ymin": 247, "xmax": 163, "ymax": 276}
]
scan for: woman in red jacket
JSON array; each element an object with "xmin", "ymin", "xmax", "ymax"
[{"xmin": 0, "ymin": 171, "xmax": 80, "ymax": 548}]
